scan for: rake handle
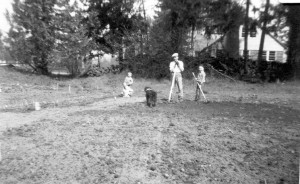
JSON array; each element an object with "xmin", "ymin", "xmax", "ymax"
[
  {"xmin": 168, "ymin": 73, "xmax": 176, "ymax": 102},
  {"xmin": 192, "ymin": 72, "xmax": 207, "ymax": 101}
]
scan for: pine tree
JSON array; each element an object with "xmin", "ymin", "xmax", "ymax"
[
  {"xmin": 82, "ymin": 0, "xmax": 139, "ymax": 63},
  {"xmin": 6, "ymin": 0, "xmax": 56, "ymax": 74},
  {"xmin": 286, "ymin": 4, "xmax": 300, "ymax": 79},
  {"xmin": 53, "ymin": 0, "xmax": 94, "ymax": 76}
]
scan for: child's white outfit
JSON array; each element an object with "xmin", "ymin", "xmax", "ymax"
[
  {"xmin": 122, "ymin": 76, "xmax": 133, "ymax": 97},
  {"xmin": 195, "ymin": 70, "xmax": 206, "ymax": 101}
]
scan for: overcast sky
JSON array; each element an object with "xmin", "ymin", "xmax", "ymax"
[{"xmin": 0, "ymin": 0, "xmax": 280, "ymax": 36}]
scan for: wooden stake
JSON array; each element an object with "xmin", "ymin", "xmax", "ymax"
[
  {"xmin": 0, "ymin": 142, "xmax": 2, "ymax": 162},
  {"xmin": 168, "ymin": 73, "xmax": 176, "ymax": 102}
]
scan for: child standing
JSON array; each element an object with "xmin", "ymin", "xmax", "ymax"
[
  {"xmin": 122, "ymin": 72, "xmax": 134, "ymax": 97},
  {"xmin": 195, "ymin": 65, "xmax": 206, "ymax": 101}
]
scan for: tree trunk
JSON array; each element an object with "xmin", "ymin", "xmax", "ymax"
[
  {"xmin": 142, "ymin": 0, "xmax": 149, "ymax": 45},
  {"xmin": 257, "ymin": 0, "xmax": 270, "ymax": 66},
  {"xmin": 257, "ymin": 0, "xmax": 270, "ymax": 80},
  {"xmin": 140, "ymin": 31, "xmax": 144, "ymax": 55},
  {"xmin": 286, "ymin": 4, "xmax": 300, "ymax": 80},
  {"xmin": 224, "ymin": 26, "xmax": 240, "ymax": 59},
  {"xmin": 191, "ymin": 24, "xmax": 195, "ymax": 56},
  {"xmin": 244, "ymin": 0, "xmax": 250, "ymax": 74}
]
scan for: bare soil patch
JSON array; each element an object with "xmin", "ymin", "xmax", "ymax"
[{"xmin": 0, "ymin": 66, "xmax": 299, "ymax": 183}]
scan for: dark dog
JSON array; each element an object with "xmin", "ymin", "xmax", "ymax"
[{"xmin": 144, "ymin": 87, "xmax": 157, "ymax": 107}]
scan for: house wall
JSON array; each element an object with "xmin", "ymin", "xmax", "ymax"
[
  {"xmin": 193, "ymin": 31, "xmax": 221, "ymax": 53},
  {"xmin": 238, "ymin": 26, "xmax": 287, "ymax": 63},
  {"xmin": 90, "ymin": 53, "xmax": 119, "ymax": 68}
]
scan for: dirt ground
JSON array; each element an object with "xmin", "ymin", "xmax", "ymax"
[{"xmin": 0, "ymin": 66, "xmax": 299, "ymax": 184}]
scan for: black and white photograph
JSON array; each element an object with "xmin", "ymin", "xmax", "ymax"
[{"xmin": 0, "ymin": 0, "xmax": 299, "ymax": 183}]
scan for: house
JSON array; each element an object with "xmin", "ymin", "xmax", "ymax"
[
  {"xmin": 238, "ymin": 25, "xmax": 287, "ymax": 63},
  {"xmin": 89, "ymin": 51, "xmax": 119, "ymax": 68},
  {"xmin": 195, "ymin": 25, "xmax": 287, "ymax": 63}
]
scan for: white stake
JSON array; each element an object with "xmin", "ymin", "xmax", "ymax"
[
  {"xmin": 34, "ymin": 102, "xmax": 41, "ymax": 111},
  {"xmin": 0, "ymin": 142, "xmax": 2, "ymax": 162},
  {"xmin": 69, "ymin": 84, "xmax": 71, "ymax": 93}
]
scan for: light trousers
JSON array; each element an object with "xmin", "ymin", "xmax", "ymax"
[{"xmin": 172, "ymin": 72, "xmax": 183, "ymax": 100}]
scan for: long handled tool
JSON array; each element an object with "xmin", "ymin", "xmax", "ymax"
[
  {"xmin": 168, "ymin": 73, "xmax": 176, "ymax": 102},
  {"xmin": 192, "ymin": 72, "xmax": 208, "ymax": 102}
]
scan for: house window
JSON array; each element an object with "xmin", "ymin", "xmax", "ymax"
[
  {"xmin": 269, "ymin": 51, "xmax": 276, "ymax": 61},
  {"xmin": 242, "ymin": 26, "xmax": 256, "ymax": 37},
  {"xmin": 242, "ymin": 27, "xmax": 245, "ymax": 37},
  {"xmin": 276, "ymin": 51, "xmax": 283, "ymax": 62},
  {"xmin": 250, "ymin": 30, "xmax": 256, "ymax": 37},
  {"xmin": 262, "ymin": 51, "xmax": 267, "ymax": 60}
]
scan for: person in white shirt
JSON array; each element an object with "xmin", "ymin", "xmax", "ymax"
[
  {"xmin": 169, "ymin": 53, "xmax": 184, "ymax": 102},
  {"xmin": 122, "ymin": 72, "xmax": 134, "ymax": 97}
]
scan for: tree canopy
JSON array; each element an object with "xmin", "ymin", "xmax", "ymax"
[{"xmin": 3, "ymin": 0, "xmax": 296, "ymax": 80}]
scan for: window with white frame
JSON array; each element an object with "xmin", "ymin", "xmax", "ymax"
[
  {"xmin": 276, "ymin": 51, "xmax": 283, "ymax": 62},
  {"xmin": 262, "ymin": 51, "xmax": 267, "ymax": 60},
  {"xmin": 241, "ymin": 27, "xmax": 245, "ymax": 37},
  {"xmin": 250, "ymin": 30, "xmax": 256, "ymax": 37},
  {"xmin": 269, "ymin": 51, "xmax": 276, "ymax": 61}
]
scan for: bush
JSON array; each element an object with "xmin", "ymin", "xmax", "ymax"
[{"xmin": 86, "ymin": 65, "xmax": 121, "ymax": 77}]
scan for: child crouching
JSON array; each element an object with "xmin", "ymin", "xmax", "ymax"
[{"xmin": 122, "ymin": 72, "xmax": 134, "ymax": 97}]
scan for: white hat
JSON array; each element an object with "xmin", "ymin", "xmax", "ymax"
[{"xmin": 172, "ymin": 53, "xmax": 178, "ymax": 58}]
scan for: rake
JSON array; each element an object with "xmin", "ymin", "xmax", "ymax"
[
  {"xmin": 168, "ymin": 73, "xmax": 176, "ymax": 102},
  {"xmin": 192, "ymin": 72, "xmax": 208, "ymax": 103}
]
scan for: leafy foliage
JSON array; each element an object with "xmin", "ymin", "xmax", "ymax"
[
  {"xmin": 6, "ymin": 0, "xmax": 57, "ymax": 74},
  {"xmin": 83, "ymin": 0, "xmax": 140, "ymax": 56},
  {"xmin": 53, "ymin": 0, "xmax": 95, "ymax": 76}
]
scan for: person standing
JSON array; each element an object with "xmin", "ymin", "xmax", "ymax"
[
  {"xmin": 195, "ymin": 65, "xmax": 206, "ymax": 101},
  {"xmin": 169, "ymin": 53, "xmax": 184, "ymax": 102}
]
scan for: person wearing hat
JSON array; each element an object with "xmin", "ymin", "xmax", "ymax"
[{"xmin": 169, "ymin": 53, "xmax": 184, "ymax": 102}]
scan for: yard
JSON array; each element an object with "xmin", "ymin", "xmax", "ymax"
[{"xmin": 0, "ymin": 66, "xmax": 299, "ymax": 184}]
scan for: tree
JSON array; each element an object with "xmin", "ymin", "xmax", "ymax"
[
  {"xmin": 82, "ymin": 0, "xmax": 139, "ymax": 63},
  {"xmin": 157, "ymin": 0, "xmax": 191, "ymax": 54},
  {"xmin": 244, "ymin": 0, "xmax": 250, "ymax": 73},
  {"xmin": 53, "ymin": 0, "xmax": 95, "ymax": 76},
  {"xmin": 257, "ymin": 0, "xmax": 270, "ymax": 71},
  {"xmin": 207, "ymin": 0, "xmax": 244, "ymax": 59},
  {"xmin": 0, "ymin": 32, "xmax": 13, "ymax": 62},
  {"xmin": 6, "ymin": 0, "xmax": 56, "ymax": 74},
  {"xmin": 286, "ymin": 4, "xmax": 300, "ymax": 79}
]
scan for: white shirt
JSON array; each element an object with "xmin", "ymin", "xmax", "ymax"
[
  {"xmin": 197, "ymin": 71, "xmax": 206, "ymax": 83},
  {"xmin": 169, "ymin": 60, "xmax": 184, "ymax": 73}
]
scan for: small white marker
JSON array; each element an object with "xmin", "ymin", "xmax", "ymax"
[{"xmin": 35, "ymin": 102, "xmax": 41, "ymax": 111}]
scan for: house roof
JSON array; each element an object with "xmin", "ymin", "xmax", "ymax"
[
  {"xmin": 265, "ymin": 30, "xmax": 287, "ymax": 49},
  {"xmin": 199, "ymin": 36, "xmax": 224, "ymax": 52},
  {"xmin": 247, "ymin": 24, "xmax": 287, "ymax": 49}
]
